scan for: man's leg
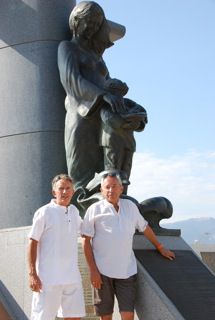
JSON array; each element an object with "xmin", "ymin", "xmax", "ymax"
[
  {"xmin": 100, "ymin": 314, "xmax": 113, "ymax": 320},
  {"xmin": 58, "ymin": 284, "xmax": 85, "ymax": 319},
  {"xmin": 94, "ymin": 275, "xmax": 115, "ymax": 319},
  {"xmin": 31, "ymin": 286, "xmax": 61, "ymax": 320},
  {"xmin": 120, "ymin": 311, "xmax": 134, "ymax": 320},
  {"xmin": 115, "ymin": 275, "xmax": 137, "ymax": 320}
]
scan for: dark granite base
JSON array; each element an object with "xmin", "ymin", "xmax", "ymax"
[{"xmin": 135, "ymin": 250, "xmax": 215, "ymax": 320}]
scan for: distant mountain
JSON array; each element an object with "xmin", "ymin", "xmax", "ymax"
[{"xmin": 161, "ymin": 217, "xmax": 215, "ymax": 245}]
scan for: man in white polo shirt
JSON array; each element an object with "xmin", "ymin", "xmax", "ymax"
[
  {"xmin": 82, "ymin": 172, "xmax": 175, "ymax": 320},
  {"xmin": 28, "ymin": 174, "xmax": 85, "ymax": 320}
]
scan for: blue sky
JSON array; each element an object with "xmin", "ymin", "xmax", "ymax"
[{"xmin": 77, "ymin": 0, "xmax": 215, "ymax": 222}]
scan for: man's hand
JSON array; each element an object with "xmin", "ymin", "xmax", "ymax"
[
  {"xmin": 157, "ymin": 246, "xmax": 175, "ymax": 260},
  {"xmin": 90, "ymin": 268, "xmax": 103, "ymax": 289},
  {"xmin": 29, "ymin": 273, "xmax": 42, "ymax": 292},
  {"xmin": 143, "ymin": 225, "xmax": 175, "ymax": 261},
  {"xmin": 82, "ymin": 235, "xmax": 103, "ymax": 289},
  {"xmin": 28, "ymin": 239, "xmax": 42, "ymax": 292}
]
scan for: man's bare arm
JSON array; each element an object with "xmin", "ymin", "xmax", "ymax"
[
  {"xmin": 28, "ymin": 238, "xmax": 42, "ymax": 292},
  {"xmin": 143, "ymin": 225, "xmax": 175, "ymax": 260},
  {"xmin": 82, "ymin": 235, "xmax": 102, "ymax": 289}
]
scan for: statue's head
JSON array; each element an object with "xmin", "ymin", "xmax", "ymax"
[
  {"xmin": 69, "ymin": 1, "xmax": 126, "ymax": 55},
  {"xmin": 69, "ymin": 1, "xmax": 105, "ymax": 40}
]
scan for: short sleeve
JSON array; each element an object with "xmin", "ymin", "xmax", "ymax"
[
  {"xmin": 81, "ymin": 205, "xmax": 96, "ymax": 237},
  {"xmin": 135, "ymin": 212, "xmax": 148, "ymax": 232},
  {"xmin": 28, "ymin": 209, "xmax": 45, "ymax": 241},
  {"xmin": 129, "ymin": 201, "xmax": 148, "ymax": 232},
  {"xmin": 72, "ymin": 205, "xmax": 83, "ymax": 235},
  {"xmin": 77, "ymin": 214, "xmax": 83, "ymax": 235}
]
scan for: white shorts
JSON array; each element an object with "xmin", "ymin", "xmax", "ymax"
[{"xmin": 31, "ymin": 283, "xmax": 85, "ymax": 320}]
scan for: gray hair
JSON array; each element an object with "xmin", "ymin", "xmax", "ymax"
[
  {"xmin": 51, "ymin": 174, "xmax": 73, "ymax": 190},
  {"xmin": 101, "ymin": 171, "xmax": 123, "ymax": 187}
]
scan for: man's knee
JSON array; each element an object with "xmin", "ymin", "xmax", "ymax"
[{"xmin": 120, "ymin": 311, "xmax": 134, "ymax": 320}]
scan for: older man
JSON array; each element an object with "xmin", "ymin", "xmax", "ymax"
[
  {"xmin": 28, "ymin": 174, "xmax": 85, "ymax": 320},
  {"xmin": 82, "ymin": 172, "xmax": 175, "ymax": 320}
]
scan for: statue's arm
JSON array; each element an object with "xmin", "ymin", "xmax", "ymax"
[
  {"xmin": 58, "ymin": 41, "xmax": 105, "ymax": 116},
  {"xmin": 58, "ymin": 41, "xmax": 126, "ymax": 116}
]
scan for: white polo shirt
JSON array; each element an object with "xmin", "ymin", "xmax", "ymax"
[
  {"xmin": 28, "ymin": 200, "xmax": 82, "ymax": 287},
  {"xmin": 82, "ymin": 198, "xmax": 148, "ymax": 279}
]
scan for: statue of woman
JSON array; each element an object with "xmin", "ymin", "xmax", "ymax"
[{"xmin": 58, "ymin": 1, "xmax": 125, "ymax": 189}]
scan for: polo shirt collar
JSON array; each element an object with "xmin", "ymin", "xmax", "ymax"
[
  {"xmin": 50, "ymin": 199, "xmax": 68, "ymax": 210},
  {"xmin": 103, "ymin": 198, "xmax": 121, "ymax": 211},
  {"xmin": 104, "ymin": 198, "xmax": 120, "ymax": 205}
]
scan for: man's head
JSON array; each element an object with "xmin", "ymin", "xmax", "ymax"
[
  {"xmin": 52, "ymin": 174, "xmax": 74, "ymax": 207},
  {"xmin": 100, "ymin": 173, "xmax": 123, "ymax": 205}
]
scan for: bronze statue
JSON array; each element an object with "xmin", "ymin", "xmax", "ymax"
[
  {"xmin": 58, "ymin": 1, "xmax": 146, "ymax": 189},
  {"xmin": 100, "ymin": 79, "xmax": 147, "ymax": 186},
  {"xmin": 58, "ymin": 1, "xmax": 178, "ymax": 234}
]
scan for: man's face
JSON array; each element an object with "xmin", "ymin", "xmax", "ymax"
[
  {"xmin": 52, "ymin": 179, "xmax": 74, "ymax": 207},
  {"xmin": 101, "ymin": 176, "xmax": 123, "ymax": 205}
]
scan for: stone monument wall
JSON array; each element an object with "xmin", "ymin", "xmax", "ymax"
[{"xmin": 0, "ymin": 0, "xmax": 76, "ymax": 228}]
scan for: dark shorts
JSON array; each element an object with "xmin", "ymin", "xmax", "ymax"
[{"xmin": 94, "ymin": 274, "xmax": 137, "ymax": 316}]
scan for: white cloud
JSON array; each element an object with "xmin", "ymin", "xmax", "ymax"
[{"xmin": 128, "ymin": 151, "xmax": 215, "ymax": 222}]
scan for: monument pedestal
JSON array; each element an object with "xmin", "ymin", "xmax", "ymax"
[
  {"xmin": 1, "ymin": 227, "xmax": 215, "ymax": 320},
  {"xmin": 0, "ymin": 227, "xmax": 99, "ymax": 320},
  {"xmin": 134, "ymin": 235, "xmax": 215, "ymax": 320}
]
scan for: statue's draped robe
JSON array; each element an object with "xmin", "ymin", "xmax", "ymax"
[{"xmin": 58, "ymin": 39, "xmax": 109, "ymax": 188}]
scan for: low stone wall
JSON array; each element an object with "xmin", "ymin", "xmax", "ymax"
[
  {"xmin": 0, "ymin": 227, "xmax": 98, "ymax": 320},
  {"xmin": 2, "ymin": 227, "xmax": 214, "ymax": 320},
  {"xmin": 0, "ymin": 227, "xmax": 30, "ymax": 319},
  {"xmin": 134, "ymin": 235, "xmax": 187, "ymax": 320},
  {"xmin": 134, "ymin": 235, "xmax": 215, "ymax": 320}
]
